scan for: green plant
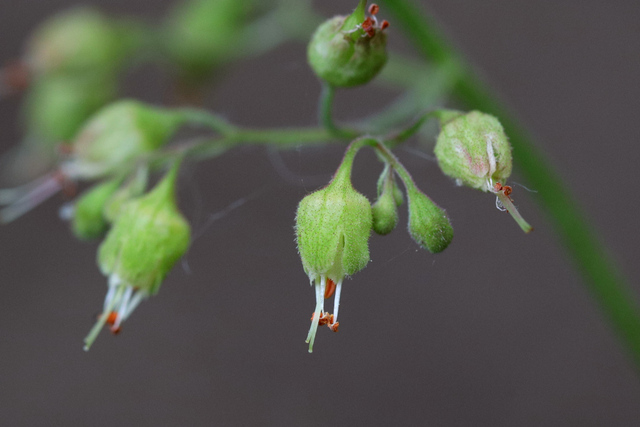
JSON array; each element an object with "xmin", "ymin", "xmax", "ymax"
[{"xmin": 0, "ymin": 0, "xmax": 637, "ymax": 368}]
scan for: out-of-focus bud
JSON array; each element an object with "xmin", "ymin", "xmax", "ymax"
[
  {"xmin": 406, "ymin": 187, "xmax": 453, "ymax": 253},
  {"xmin": 307, "ymin": 0, "xmax": 388, "ymax": 87},
  {"xmin": 71, "ymin": 177, "xmax": 122, "ymax": 240},
  {"xmin": 163, "ymin": 0, "xmax": 254, "ymax": 82},
  {"xmin": 434, "ymin": 110, "xmax": 512, "ymax": 192},
  {"xmin": 25, "ymin": 7, "xmax": 132, "ymax": 77},
  {"xmin": 64, "ymin": 100, "xmax": 185, "ymax": 179},
  {"xmin": 103, "ymin": 166, "xmax": 148, "ymax": 223},
  {"xmin": 296, "ymin": 150, "xmax": 372, "ymax": 352},
  {"xmin": 84, "ymin": 161, "xmax": 191, "ymax": 350},
  {"xmin": 23, "ymin": 74, "xmax": 116, "ymax": 144}
]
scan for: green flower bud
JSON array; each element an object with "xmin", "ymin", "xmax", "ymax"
[
  {"xmin": 25, "ymin": 7, "xmax": 131, "ymax": 77},
  {"xmin": 407, "ymin": 187, "xmax": 453, "ymax": 253},
  {"xmin": 296, "ymin": 155, "xmax": 372, "ymax": 352},
  {"xmin": 164, "ymin": 0, "xmax": 254, "ymax": 81},
  {"xmin": 65, "ymin": 100, "xmax": 185, "ymax": 179},
  {"xmin": 103, "ymin": 166, "xmax": 148, "ymax": 223},
  {"xmin": 84, "ymin": 162, "xmax": 190, "ymax": 350},
  {"xmin": 434, "ymin": 110, "xmax": 512, "ymax": 192},
  {"xmin": 372, "ymin": 166, "xmax": 400, "ymax": 235},
  {"xmin": 307, "ymin": 0, "xmax": 388, "ymax": 87},
  {"xmin": 71, "ymin": 177, "xmax": 122, "ymax": 240},
  {"xmin": 23, "ymin": 73, "xmax": 116, "ymax": 143}
]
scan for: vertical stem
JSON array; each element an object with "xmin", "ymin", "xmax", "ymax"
[{"xmin": 381, "ymin": 0, "xmax": 640, "ymax": 372}]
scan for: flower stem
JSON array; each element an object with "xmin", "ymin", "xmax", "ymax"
[{"xmin": 381, "ymin": 0, "xmax": 640, "ymax": 372}]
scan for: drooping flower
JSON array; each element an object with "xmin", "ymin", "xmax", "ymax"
[
  {"xmin": 83, "ymin": 161, "xmax": 190, "ymax": 350},
  {"xmin": 295, "ymin": 152, "xmax": 372, "ymax": 352}
]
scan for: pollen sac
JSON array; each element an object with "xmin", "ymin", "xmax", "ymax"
[
  {"xmin": 307, "ymin": 0, "xmax": 388, "ymax": 87},
  {"xmin": 407, "ymin": 188, "xmax": 453, "ymax": 253},
  {"xmin": 71, "ymin": 177, "xmax": 122, "ymax": 240},
  {"xmin": 434, "ymin": 110, "xmax": 512, "ymax": 192},
  {"xmin": 295, "ymin": 171, "xmax": 372, "ymax": 283},
  {"xmin": 65, "ymin": 100, "xmax": 185, "ymax": 179},
  {"xmin": 25, "ymin": 7, "xmax": 134, "ymax": 77},
  {"xmin": 97, "ymin": 162, "xmax": 191, "ymax": 295}
]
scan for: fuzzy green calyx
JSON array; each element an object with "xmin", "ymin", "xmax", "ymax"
[
  {"xmin": 296, "ymin": 169, "xmax": 372, "ymax": 284},
  {"xmin": 307, "ymin": 1, "xmax": 388, "ymax": 88},
  {"xmin": 407, "ymin": 188, "xmax": 453, "ymax": 253},
  {"xmin": 434, "ymin": 110, "xmax": 512, "ymax": 191},
  {"xmin": 71, "ymin": 177, "xmax": 122, "ymax": 240},
  {"xmin": 67, "ymin": 100, "xmax": 185, "ymax": 178},
  {"xmin": 97, "ymin": 163, "xmax": 191, "ymax": 295},
  {"xmin": 372, "ymin": 166, "xmax": 400, "ymax": 235},
  {"xmin": 25, "ymin": 7, "xmax": 131, "ymax": 77}
]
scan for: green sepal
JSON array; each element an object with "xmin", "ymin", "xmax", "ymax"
[
  {"xmin": 407, "ymin": 187, "xmax": 453, "ymax": 253},
  {"xmin": 296, "ymin": 169, "xmax": 372, "ymax": 283},
  {"xmin": 71, "ymin": 177, "xmax": 122, "ymax": 240},
  {"xmin": 103, "ymin": 166, "xmax": 148, "ymax": 223},
  {"xmin": 97, "ymin": 162, "xmax": 191, "ymax": 294}
]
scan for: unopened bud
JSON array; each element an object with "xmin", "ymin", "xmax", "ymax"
[
  {"xmin": 71, "ymin": 177, "xmax": 121, "ymax": 240},
  {"xmin": 407, "ymin": 188, "xmax": 453, "ymax": 253},
  {"xmin": 307, "ymin": 0, "xmax": 388, "ymax": 87}
]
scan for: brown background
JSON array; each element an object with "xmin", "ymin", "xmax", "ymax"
[{"xmin": 0, "ymin": 0, "xmax": 639, "ymax": 425}]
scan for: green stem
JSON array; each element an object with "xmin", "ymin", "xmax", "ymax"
[
  {"xmin": 318, "ymin": 83, "xmax": 360, "ymax": 139},
  {"xmin": 381, "ymin": 0, "xmax": 640, "ymax": 371}
]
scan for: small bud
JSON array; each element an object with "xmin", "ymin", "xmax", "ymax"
[
  {"xmin": 296, "ymin": 157, "xmax": 372, "ymax": 352},
  {"xmin": 64, "ymin": 100, "xmax": 185, "ymax": 179},
  {"xmin": 307, "ymin": 0, "xmax": 388, "ymax": 87},
  {"xmin": 407, "ymin": 187, "xmax": 453, "ymax": 253},
  {"xmin": 164, "ymin": 0, "xmax": 254, "ymax": 82},
  {"xmin": 71, "ymin": 177, "xmax": 122, "ymax": 240},
  {"xmin": 103, "ymin": 166, "xmax": 148, "ymax": 223},
  {"xmin": 371, "ymin": 166, "xmax": 399, "ymax": 235},
  {"xmin": 434, "ymin": 110, "xmax": 512, "ymax": 192},
  {"xmin": 23, "ymin": 73, "xmax": 116, "ymax": 143},
  {"xmin": 25, "ymin": 7, "xmax": 131, "ymax": 77},
  {"xmin": 84, "ymin": 162, "xmax": 191, "ymax": 350}
]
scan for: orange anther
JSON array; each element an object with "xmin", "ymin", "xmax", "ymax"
[
  {"xmin": 503, "ymin": 185, "xmax": 513, "ymax": 197},
  {"xmin": 324, "ymin": 278, "xmax": 336, "ymax": 299},
  {"xmin": 369, "ymin": 4, "xmax": 380, "ymax": 15},
  {"xmin": 380, "ymin": 20, "xmax": 389, "ymax": 30},
  {"xmin": 330, "ymin": 322, "xmax": 339, "ymax": 333},
  {"xmin": 105, "ymin": 311, "xmax": 118, "ymax": 325}
]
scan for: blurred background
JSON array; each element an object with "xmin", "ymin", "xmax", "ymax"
[{"xmin": 0, "ymin": 0, "xmax": 639, "ymax": 425}]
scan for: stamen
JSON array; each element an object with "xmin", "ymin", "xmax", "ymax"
[
  {"xmin": 305, "ymin": 276, "xmax": 326, "ymax": 353},
  {"xmin": 122, "ymin": 290, "xmax": 146, "ymax": 320},
  {"xmin": 380, "ymin": 20, "xmax": 389, "ymax": 30},
  {"xmin": 368, "ymin": 4, "xmax": 379, "ymax": 15},
  {"xmin": 333, "ymin": 280, "xmax": 343, "ymax": 323},
  {"xmin": 0, "ymin": 171, "xmax": 65, "ymax": 223},
  {"xmin": 84, "ymin": 284, "xmax": 126, "ymax": 351}
]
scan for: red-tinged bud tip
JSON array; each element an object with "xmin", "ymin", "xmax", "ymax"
[{"xmin": 324, "ymin": 278, "xmax": 337, "ymax": 299}]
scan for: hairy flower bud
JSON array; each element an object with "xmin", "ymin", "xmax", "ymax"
[
  {"xmin": 407, "ymin": 187, "xmax": 453, "ymax": 253},
  {"xmin": 64, "ymin": 100, "xmax": 185, "ymax": 179},
  {"xmin": 71, "ymin": 177, "xmax": 122, "ymax": 240},
  {"xmin": 307, "ymin": 0, "xmax": 388, "ymax": 87},
  {"xmin": 434, "ymin": 110, "xmax": 512, "ymax": 192},
  {"xmin": 371, "ymin": 166, "xmax": 400, "ymax": 235},
  {"xmin": 296, "ymin": 156, "xmax": 372, "ymax": 352},
  {"xmin": 84, "ymin": 162, "xmax": 190, "ymax": 350}
]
